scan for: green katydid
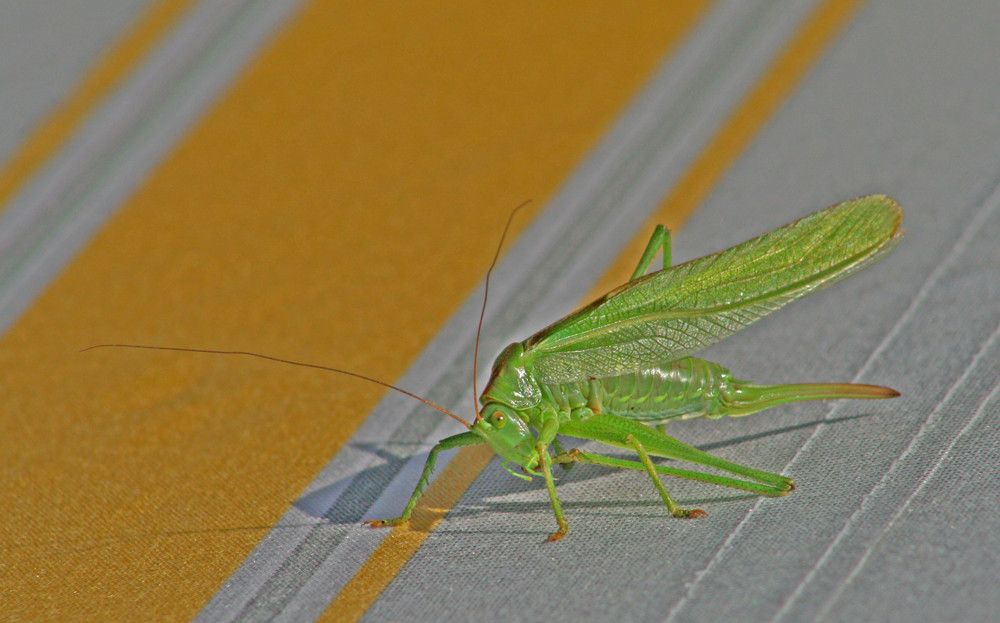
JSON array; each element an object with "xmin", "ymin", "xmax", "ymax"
[
  {"xmin": 87, "ymin": 195, "xmax": 902, "ymax": 542},
  {"xmin": 362, "ymin": 194, "xmax": 903, "ymax": 541}
]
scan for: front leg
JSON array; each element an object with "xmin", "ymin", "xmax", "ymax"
[
  {"xmin": 536, "ymin": 441, "xmax": 568, "ymax": 542},
  {"xmin": 364, "ymin": 431, "xmax": 484, "ymax": 528}
]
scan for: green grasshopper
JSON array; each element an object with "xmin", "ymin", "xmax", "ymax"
[
  {"xmin": 365, "ymin": 195, "xmax": 902, "ymax": 541},
  {"xmin": 87, "ymin": 195, "xmax": 903, "ymax": 542}
]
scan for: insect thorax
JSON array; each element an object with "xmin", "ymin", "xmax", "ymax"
[{"xmin": 481, "ymin": 342, "xmax": 544, "ymax": 409}]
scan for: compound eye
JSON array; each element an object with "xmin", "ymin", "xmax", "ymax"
[{"xmin": 491, "ymin": 412, "xmax": 506, "ymax": 429}]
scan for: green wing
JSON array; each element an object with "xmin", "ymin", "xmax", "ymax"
[{"xmin": 523, "ymin": 195, "xmax": 903, "ymax": 384}]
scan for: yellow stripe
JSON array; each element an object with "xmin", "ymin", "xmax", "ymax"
[
  {"xmin": 0, "ymin": 0, "xmax": 197, "ymax": 211},
  {"xmin": 327, "ymin": 0, "xmax": 866, "ymax": 620},
  {"xmin": 0, "ymin": 1, "xmax": 711, "ymax": 620}
]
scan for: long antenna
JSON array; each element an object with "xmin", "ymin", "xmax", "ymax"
[
  {"xmin": 81, "ymin": 344, "xmax": 471, "ymax": 428},
  {"xmin": 472, "ymin": 200, "xmax": 531, "ymax": 423}
]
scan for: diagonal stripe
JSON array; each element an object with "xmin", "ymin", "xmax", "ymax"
[
  {"xmin": 0, "ymin": 0, "xmax": 309, "ymax": 335},
  {"xmin": 813, "ymin": 334, "xmax": 1000, "ymax": 621},
  {"xmin": 329, "ymin": 0, "xmax": 865, "ymax": 620},
  {"xmin": 0, "ymin": 0, "xmax": 196, "ymax": 212}
]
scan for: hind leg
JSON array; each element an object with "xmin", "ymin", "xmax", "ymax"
[{"xmin": 630, "ymin": 225, "xmax": 671, "ymax": 280}]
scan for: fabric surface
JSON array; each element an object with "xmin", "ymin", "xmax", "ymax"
[{"xmin": 2, "ymin": 0, "xmax": 1000, "ymax": 622}]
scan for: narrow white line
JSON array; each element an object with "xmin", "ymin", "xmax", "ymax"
[
  {"xmin": 663, "ymin": 488, "xmax": 767, "ymax": 622},
  {"xmin": 664, "ymin": 164, "xmax": 1000, "ymax": 623}
]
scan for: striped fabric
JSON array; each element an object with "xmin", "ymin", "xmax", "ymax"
[{"xmin": 4, "ymin": 1, "xmax": 1000, "ymax": 622}]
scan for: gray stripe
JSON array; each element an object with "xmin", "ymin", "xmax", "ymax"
[
  {"xmin": 0, "ymin": 0, "xmax": 307, "ymax": 334},
  {"xmin": 196, "ymin": 1, "xmax": 826, "ymax": 620}
]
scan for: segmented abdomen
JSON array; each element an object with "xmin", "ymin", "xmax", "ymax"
[{"xmin": 544, "ymin": 357, "xmax": 735, "ymax": 423}]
